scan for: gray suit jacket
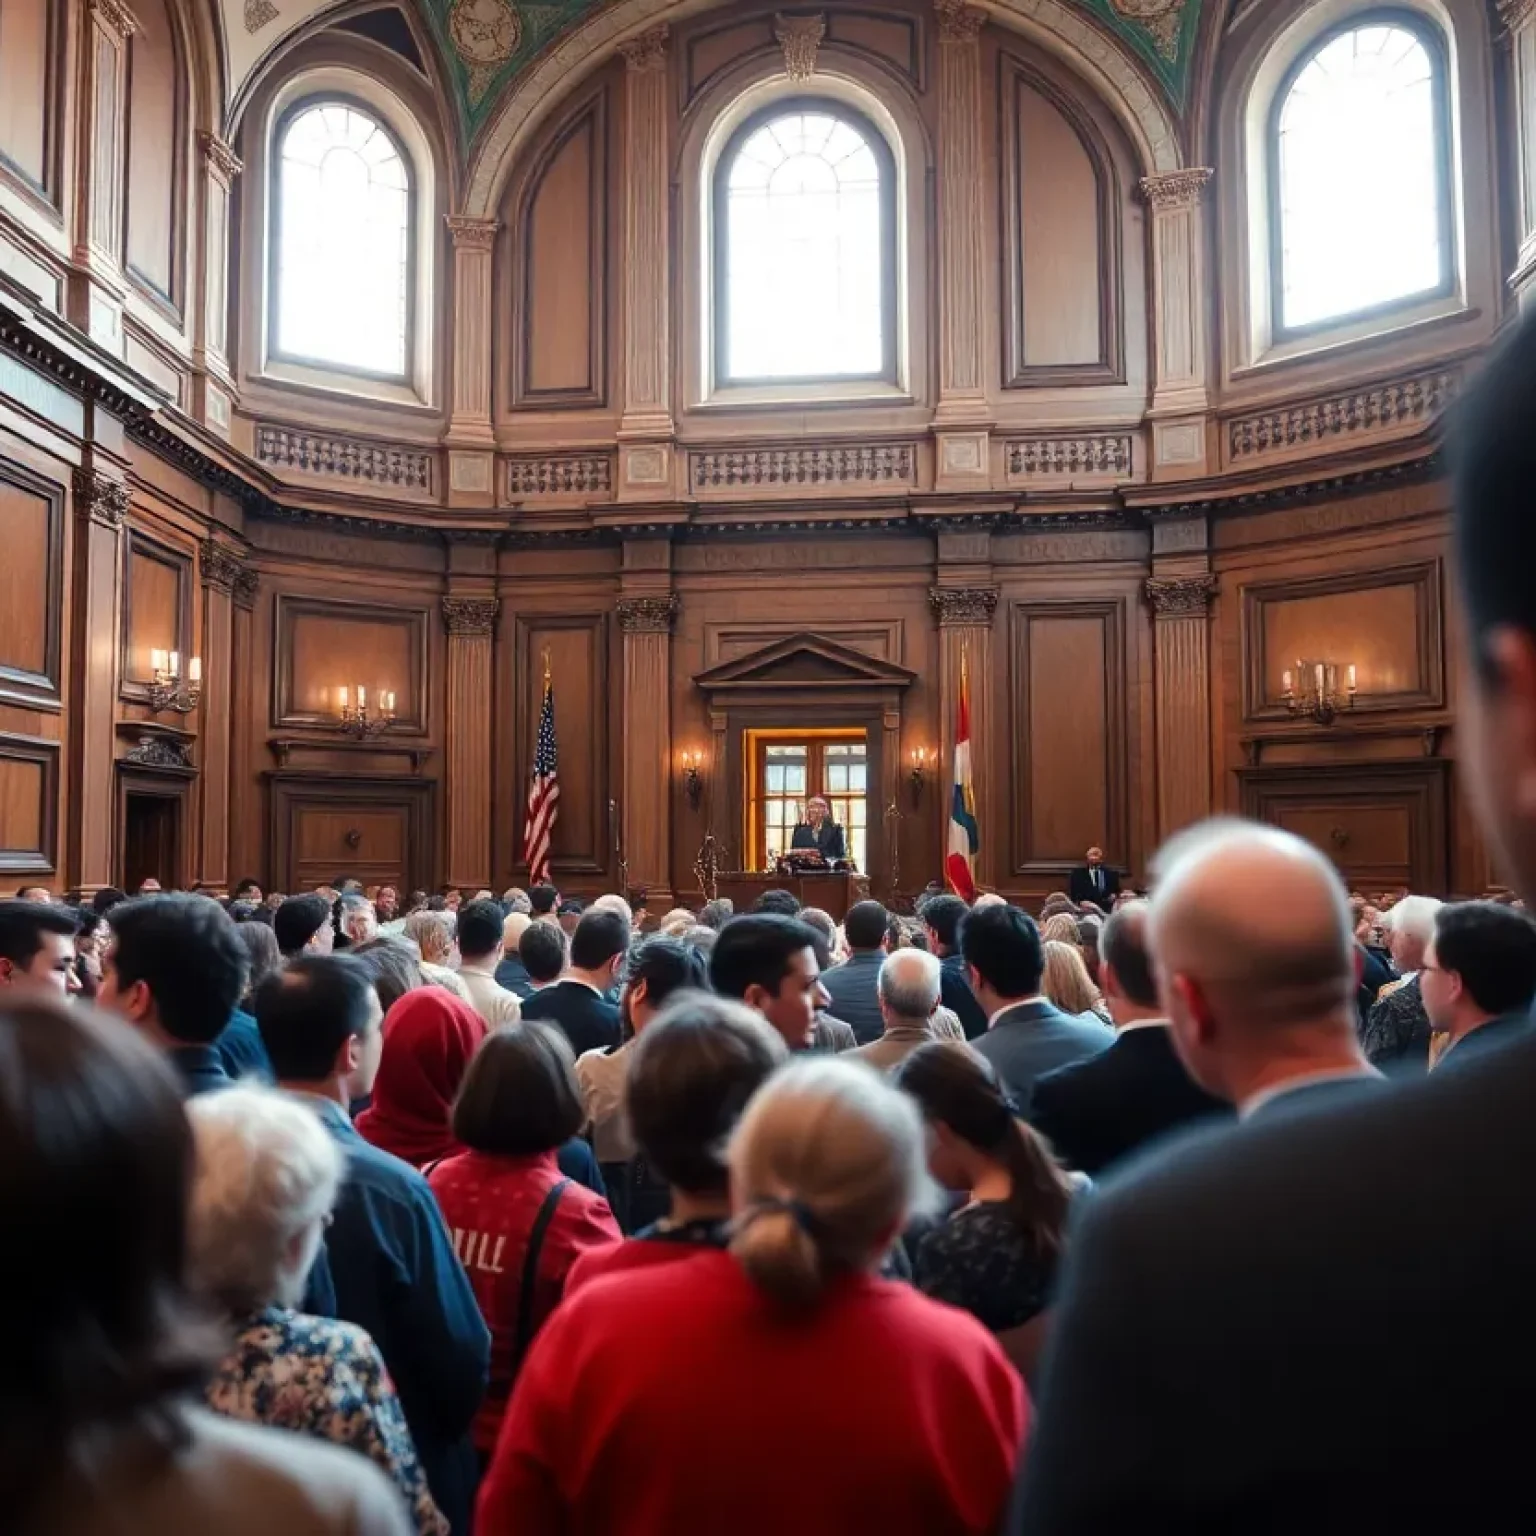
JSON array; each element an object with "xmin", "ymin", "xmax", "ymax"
[
  {"xmin": 971, "ymin": 999, "xmax": 1112, "ymax": 1115},
  {"xmin": 819, "ymin": 951, "xmax": 885, "ymax": 1044},
  {"xmin": 29, "ymin": 1405, "xmax": 413, "ymax": 1536}
]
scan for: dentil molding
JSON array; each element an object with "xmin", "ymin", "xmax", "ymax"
[
  {"xmin": 72, "ymin": 467, "xmax": 129, "ymax": 529},
  {"xmin": 617, "ymin": 595, "xmax": 680, "ymax": 634},
  {"xmin": 929, "ymin": 587, "xmax": 999, "ymax": 626},
  {"xmin": 441, "ymin": 597, "xmax": 500, "ymax": 638},
  {"xmin": 1145, "ymin": 575, "xmax": 1217, "ymax": 617}
]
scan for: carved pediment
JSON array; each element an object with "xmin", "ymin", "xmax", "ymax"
[{"xmin": 694, "ymin": 632, "xmax": 915, "ymax": 694}]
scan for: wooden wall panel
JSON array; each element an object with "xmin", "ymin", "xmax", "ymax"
[
  {"xmin": 0, "ymin": 735, "xmax": 58, "ymax": 873},
  {"xmin": 270, "ymin": 776, "xmax": 434, "ymax": 895},
  {"xmin": 517, "ymin": 98, "xmax": 605, "ymax": 406},
  {"xmin": 121, "ymin": 533, "xmax": 189, "ymax": 690},
  {"xmin": 273, "ymin": 597, "xmax": 429, "ymax": 731},
  {"xmin": 0, "ymin": 0, "xmax": 56, "ymax": 199},
  {"xmin": 0, "ymin": 466, "xmax": 62, "ymax": 707},
  {"xmin": 123, "ymin": 0, "xmax": 180, "ymax": 307},
  {"xmin": 294, "ymin": 805, "xmax": 407, "ymax": 886}
]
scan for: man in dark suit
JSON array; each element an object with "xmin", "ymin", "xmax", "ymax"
[
  {"xmin": 918, "ymin": 892, "xmax": 988, "ymax": 1039},
  {"xmin": 1011, "ymin": 323, "xmax": 1536, "ymax": 1533},
  {"xmin": 1030, "ymin": 901, "xmax": 1228, "ymax": 1175},
  {"xmin": 789, "ymin": 795, "xmax": 847, "ymax": 860},
  {"xmin": 818, "ymin": 899, "xmax": 889, "ymax": 1044},
  {"xmin": 521, "ymin": 908, "xmax": 628, "ymax": 1057},
  {"xmin": 1422, "ymin": 900, "xmax": 1536, "ymax": 1072},
  {"xmin": 962, "ymin": 902, "xmax": 1109, "ymax": 1115},
  {"xmin": 1067, "ymin": 846, "xmax": 1121, "ymax": 908}
]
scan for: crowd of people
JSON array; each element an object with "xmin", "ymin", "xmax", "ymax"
[{"xmin": 10, "ymin": 319, "xmax": 1536, "ymax": 1531}]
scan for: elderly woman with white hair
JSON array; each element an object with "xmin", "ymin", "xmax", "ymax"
[
  {"xmin": 402, "ymin": 907, "xmax": 471, "ymax": 1001},
  {"xmin": 187, "ymin": 1087, "xmax": 447, "ymax": 1536},
  {"xmin": 1361, "ymin": 893, "xmax": 1444, "ymax": 1070}
]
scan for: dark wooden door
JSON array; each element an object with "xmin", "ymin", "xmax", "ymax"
[{"xmin": 122, "ymin": 791, "xmax": 180, "ymax": 893}]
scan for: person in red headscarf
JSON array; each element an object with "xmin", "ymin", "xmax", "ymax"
[{"xmin": 356, "ymin": 989, "xmax": 487, "ymax": 1168}]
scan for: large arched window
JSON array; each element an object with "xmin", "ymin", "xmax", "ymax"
[
  {"xmin": 1270, "ymin": 15, "xmax": 1452, "ymax": 335},
  {"xmin": 714, "ymin": 102, "xmax": 895, "ymax": 385},
  {"xmin": 272, "ymin": 100, "xmax": 412, "ymax": 378}
]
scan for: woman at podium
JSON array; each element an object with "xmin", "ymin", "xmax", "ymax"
[{"xmin": 790, "ymin": 796, "xmax": 847, "ymax": 861}]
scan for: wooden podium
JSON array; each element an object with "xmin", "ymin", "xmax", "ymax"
[{"xmin": 713, "ymin": 870, "xmax": 870, "ymax": 921}]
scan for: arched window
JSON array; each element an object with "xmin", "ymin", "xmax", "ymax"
[
  {"xmin": 272, "ymin": 100, "xmax": 411, "ymax": 378},
  {"xmin": 714, "ymin": 102, "xmax": 895, "ymax": 385},
  {"xmin": 1270, "ymin": 16, "xmax": 1452, "ymax": 335}
]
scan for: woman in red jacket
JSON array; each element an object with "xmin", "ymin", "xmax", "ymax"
[{"xmin": 478, "ymin": 1057, "xmax": 1026, "ymax": 1536}]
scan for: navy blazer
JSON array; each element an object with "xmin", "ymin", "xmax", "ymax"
[
  {"xmin": 790, "ymin": 819, "xmax": 847, "ymax": 859},
  {"xmin": 819, "ymin": 951, "xmax": 886, "ymax": 1044},
  {"xmin": 521, "ymin": 979, "xmax": 622, "ymax": 1058},
  {"xmin": 304, "ymin": 1098, "xmax": 489, "ymax": 1536},
  {"xmin": 170, "ymin": 1044, "xmax": 234, "ymax": 1099},
  {"xmin": 1436, "ymin": 1012, "xmax": 1532, "ymax": 1072},
  {"xmin": 939, "ymin": 952, "xmax": 989, "ymax": 1040},
  {"xmin": 971, "ymin": 998, "xmax": 1111, "ymax": 1117},
  {"xmin": 493, "ymin": 953, "xmax": 536, "ymax": 1000},
  {"xmin": 213, "ymin": 1007, "xmax": 274, "ymax": 1084}
]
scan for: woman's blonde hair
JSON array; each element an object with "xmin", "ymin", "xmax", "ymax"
[
  {"xmin": 728, "ymin": 1057, "xmax": 941, "ymax": 1309},
  {"xmin": 1041, "ymin": 939, "xmax": 1105, "ymax": 1018},
  {"xmin": 1040, "ymin": 913, "xmax": 1081, "ymax": 946}
]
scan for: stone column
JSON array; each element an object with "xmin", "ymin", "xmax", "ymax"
[
  {"xmin": 193, "ymin": 133, "xmax": 241, "ymax": 437},
  {"xmin": 228, "ymin": 563, "xmax": 260, "ymax": 887},
  {"xmin": 932, "ymin": 0, "xmax": 992, "ymax": 489},
  {"xmin": 1146, "ymin": 572, "xmax": 1217, "ymax": 840},
  {"xmin": 70, "ymin": 0, "xmax": 138, "ymax": 354},
  {"xmin": 197, "ymin": 541, "xmax": 243, "ymax": 889},
  {"xmin": 1140, "ymin": 168, "xmax": 1214, "ymax": 481},
  {"xmin": 931, "ymin": 586, "xmax": 998, "ymax": 888},
  {"xmin": 618, "ymin": 591, "xmax": 677, "ymax": 908},
  {"xmin": 617, "ymin": 26, "xmax": 675, "ymax": 500},
  {"xmin": 1503, "ymin": 1, "xmax": 1536, "ymax": 304},
  {"xmin": 442, "ymin": 596, "xmax": 499, "ymax": 891},
  {"xmin": 444, "ymin": 217, "xmax": 499, "ymax": 506},
  {"xmin": 67, "ymin": 465, "xmax": 129, "ymax": 891}
]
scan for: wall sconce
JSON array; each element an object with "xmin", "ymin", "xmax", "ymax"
[
  {"xmin": 337, "ymin": 685, "xmax": 397, "ymax": 740},
  {"xmin": 680, "ymin": 749, "xmax": 705, "ymax": 810},
  {"xmin": 908, "ymin": 747, "xmax": 934, "ymax": 809},
  {"xmin": 147, "ymin": 649, "xmax": 202, "ymax": 715},
  {"xmin": 1282, "ymin": 660, "xmax": 1357, "ymax": 727}
]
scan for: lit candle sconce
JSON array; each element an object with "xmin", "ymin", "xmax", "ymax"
[
  {"xmin": 147, "ymin": 648, "xmax": 202, "ymax": 715},
  {"xmin": 1283, "ymin": 658, "xmax": 1357, "ymax": 727},
  {"xmin": 680, "ymin": 748, "xmax": 705, "ymax": 811},
  {"xmin": 337, "ymin": 684, "xmax": 397, "ymax": 740},
  {"xmin": 908, "ymin": 746, "xmax": 934, "ymax": 809}
]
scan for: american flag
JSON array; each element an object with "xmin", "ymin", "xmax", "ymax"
[{"xmin": 523, "ymin": 667, "xmax": 559, "ymax": 886}]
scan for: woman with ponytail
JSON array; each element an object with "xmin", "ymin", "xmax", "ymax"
[
  {"xmin": 893, "ymin": 1040, "xmax": 1076, "ymax": 1339},
  {"xmin": 478, "ymin": 1057, "xmax": 1024, "ymax": 1536}
]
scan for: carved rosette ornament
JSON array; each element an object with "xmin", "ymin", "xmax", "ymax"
[
  {"xmin": 441, "ymin": 597, "xmax": 500, "ymax": 638},
  {"xmin": 775, "ymin": 13, "xmax": 826, "ymax": 79},
  {"xmin": 1145, "ymin": 576, "xmax": 1217, "ymax": 617},
  {"xmin": 617, "ymin": 595, "xmax": 680, "ymax": 635},
  {"xmin": 619, "ymin": 24, "xmax": 669, "ymax": 72},
  {"xmin": 200, "ymin": 541, "xmax": 246, "ymax": 595},
  {"xmin": 72, "ymin": 468, "xmax": 129, "ymax": 530},
  {"xmin": 934, "ymin": 0, "xmax": 986, "ymax": 43},
  {"xmin": 929, "ymin": 587, "xmax": 999, "ymax": 627},
  {"xmin": 1139, "ymin": 167, "xmax": 1214, "ymax": 211}
]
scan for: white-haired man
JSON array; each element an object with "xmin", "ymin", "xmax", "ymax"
[
  {"xmin": 1360, "ymin": 893, "xmax": 1442, "ymax": 1070},
  {"xmin": 847, "ymin": 948, "xmax": 946, "ymax": 1074}
]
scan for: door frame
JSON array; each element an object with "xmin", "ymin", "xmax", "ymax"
[{"xmin": 115, "ymin": 763, "xmax": 194, "ymax": 891}]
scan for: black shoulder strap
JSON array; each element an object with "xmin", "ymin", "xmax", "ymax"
[{"xmin": 515, "ymin": 1177, "xmax": 571, "ymax": 1362}]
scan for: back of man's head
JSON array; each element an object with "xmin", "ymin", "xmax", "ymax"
[
  {"xmin": 107, "ymin": 894, "xmax": 247, "ymax": 1045},
  {"xmin": 591, "ymin": 892, "xmax": 634, "ymax": 926},
  {"xmin": 528, "ymin": 884, "xmax": 559, "ymax": 916},
  {"xmin": 569, "ymin": 909, "xmax": 630, "ymax": 973},
  {"xmin": 920, "ymin": 893, "xmax": 968, "ymax": 952},
  {"xmin": 753, "ymin": 888, "xmax": 802, "ymax": 917},
  {"xmin": 958, "ymin": 903, "xmax": 1043, "ymax": 1001},
  {"xmin": 878, "ymin": 948, "xmax": 940, "ymax": 1021},
  {"xmin": 1098, "ymin": 900, "xmax": 1158, "ymax": 1012},
  {"xmin": 256, "ymin": 955, "xmax": 377, "ymax": 1082},
  {"xmin": 520, "ymin": 921, "xmax": 567, "ymax": 984},
  {"xmin": 623, "ymin": 935, "xmax": 711, "ymax": 1012},
  {"xmin": 457, "ymin": 898, "xmax": 506, "ymax": 962},
  {"xmin": 709, "ymin": 914, "xmax": 820, "ymax": 1000},
  {"xmin": 1433, "ymin": 901, "xmax": 1536, "ymax": 1020},
  {"xmin": 273, "ymin": 892, "xmax": 331, "ymax": 957},
  {"xmin": 844, "ymin": 900, "xmax": 889, "ymax": 952},
  {"xmin": 697, "ymin": 898, "xmax": 735, "ymax": 931}
]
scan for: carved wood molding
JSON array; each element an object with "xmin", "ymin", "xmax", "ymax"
[
  {"xmin": 441, "ymin": 597, "xmax": 500, "ymax": 638},
  {"xmin": 198, "ymin": 132, "xmax": 243, "ymax": 184},
  {"xmin": 691, "ymin": 444, "xmax": 916, "ymax": 492},
  {"xmin": 255, "ymin": 426, "xmax": 434, "ymax": 492},
  {"xmin": 446, "ymin": 216, "xmax": 498, "ymax": 251},
  {"xmin": 232, "ymin": 567, "xmax": 259, "ymax": 611},
  {"xmin": 200, "ymin": 540, "xmax": 247, "ymax": 594},
  {"xmin": 619, "ymin": 24, "xmax": 669, "ymax": 71},
  {"xmin": 617, "ymin": 595, "xmax": 679, "ymax": 634},
  {"xmin": 930, "ymin": 587, "xmax": 999, "ymax": 627},
  {"xmin": 1228, "ymin": 369, "xmax": 1459, "ymax": 462},
  {"xmin": 1139, "ymin": 167, "xmax": 1213, "ymax": 211},
  {"xmin": 1145, "ymin": 575, "xmax": 1217, "ymax": 617},
  {"xmin": 88, "ymin": 0, "xmax": 139, "ymax": 38},
  {"xmin": 506, "ymin": 454, "xmax": 613, "ymax": 497},
  {"xmin": 935, "ymin": 0, "xmax": 986, "ymax": 42},
  {"xmin": 775, "ymin": 12, "xmax": 825, "ymax": 77},
  {"xmin": 1006, "ymin": 435, "xmax": 1134, "ymax": 479},
  {"xmin": 1499, "ymin": 0, "xmax": 1536, "ymax": 33},
  {"xmin": 72, "ymin": 468, "xmax": 129, "ymax": 529}
]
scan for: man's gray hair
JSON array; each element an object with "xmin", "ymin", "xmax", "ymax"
[
  {"xmin": 1388, "ymin": 894, "xmax": 1443, "ymax": 944},
  {"xmin": 591, "ymin": 892, "xmax": 633, "ymax": 925},
  {"xmin": 879, "ymin": 948, "xmax": 941, "ymax": 1020}
]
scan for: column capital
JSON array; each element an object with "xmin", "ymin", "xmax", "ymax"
[
  {"xmin": 446, "ymin": 216, "xmax": 498, "ymax": 252},
  {"xmin": 617, "ymin": 594, "xmax": 679, "ymax": 634},
  {"xmin": 88, "ymin": 0, "xmax": 139, "ymax": 37},
  {"xmin": 200, "ymin": 539, "xmax": 247, "ymax": 594},
  {"xmin": 1145, "ymin": 575, "xmax": 1217, "ymax": 617},
  {"xmin": 775, "ymin": 12, "xmax": 826, "ymax": 78},
  {"xmin": 198, "ymin": 131, "xmax": 243, "ymax": 185},
  {"xmin": 929, "ymin": 586, "xmax": 998, "ymax": 627},
  {"xmin": 232, "ymin": 566, "xmax": 260, "ymax": 612},
  {"xmin": 1500, "ymin": 0, "xmax": 1536, "ymax": 33},
  {"xmin": 441, "ymin": 595, "xmax": 500, "ymax": 637},
  {"xmin": 1139, "ymin": 167, "xmax": 1214, "ymax": 212},
  {"xmin": 619, "ymin": 24, "xmax": 669, "ymax": 71},
  {"xmin": 935, "ymin": 0, "xmax": 986, "ymax": 42},
  {"xmin": 72, "ymin": 467, "xmax": 129, "ymax": 529}
]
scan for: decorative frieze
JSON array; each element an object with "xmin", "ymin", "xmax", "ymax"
[
  {"xmin": 1139, "ymin": 167, "xmax": 1213, "ymax": 211},
  {"xmin": 929, "ymin": 587, "xmax": 999, "ymax": 627},
  {"xmin": 72, "ymin": 467, "xmax": 129, "ymax": 529},
  {"xmin": 506, "ymin": 454, "xmax": 613, "ymax": 497},
  {"xmin": 441, "ymin": 597, "xmax": 499, "ymax": 638},
  {"xmin": 1006, "ymin": 435, "xmax": 1134, "ymax": 479},
  {"xmin": 255, "ymin": 426, "xmax": 433, "ymax": 491},
  {"xmin": 200, "ymin": 540, "xmax": 246, "ymax": 594},
  {"xmin": 775, "ymin": 13, "xmax": 825, "ymax": 77},
  {"xmin": 1228, "ymin": 370, "xmax": 1459, "ymax": 461},
  {"xmin": 617, "ymin": 595, "xmax": 680, "ymax": 634},
  {"xmin": 691, "ymin": 444, "xmax": 915, "ymax": 491},
  {"xmin": 1145, "ymin": 575, "xmax": 1217, "ymax": 617}
]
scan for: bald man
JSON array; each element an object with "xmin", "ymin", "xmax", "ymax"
[
  {"xmin": 1149, "ymin": 822, "xmax": 1380, "ymax": 1120},
  {"xmin": 847, "ymin": 948, "xmax": 946, "ymax": 1074}
]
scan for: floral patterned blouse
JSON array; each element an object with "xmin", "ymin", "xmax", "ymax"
[{"xmin": 206, "ymin": 1305, "xmax": 447, "ymax": 1536}]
